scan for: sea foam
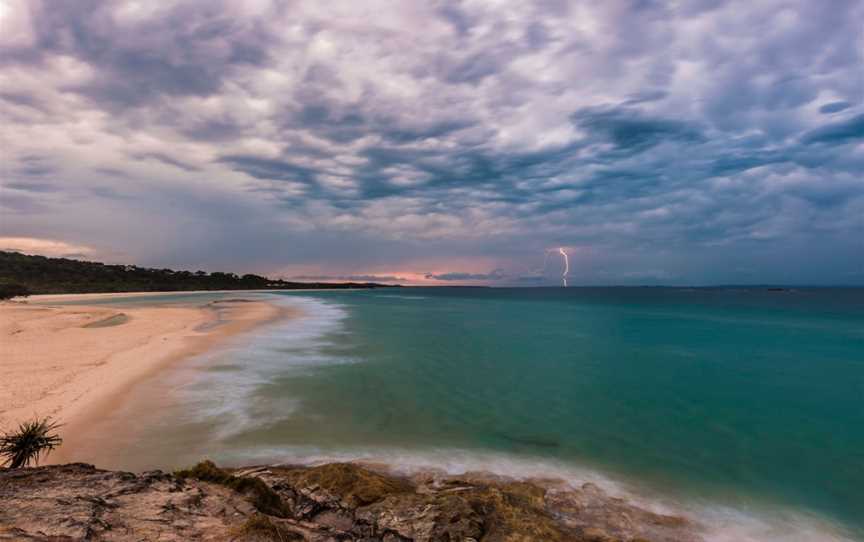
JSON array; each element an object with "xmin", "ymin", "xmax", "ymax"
[{"xmin": 165, "ymin": 295, "xmax": 353, "ymax": 438}]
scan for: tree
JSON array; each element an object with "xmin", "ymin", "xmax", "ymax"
[
  {"xmin": 0, "ymin": 283, "xmax": 30, "ymax": 300},
  {"xmin": 0, "ymin": 418, "xmax": 63, "ymax": 468}
]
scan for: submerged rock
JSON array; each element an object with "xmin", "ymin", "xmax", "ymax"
[{"xmin": 0, "ymin": 461, "xmax": 701, "ymax": 541}]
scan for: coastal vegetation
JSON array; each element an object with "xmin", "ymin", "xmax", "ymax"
[
  {"xmin": 0, "ymin": 417, "xmax": 63, "ymax": 469},
  {"xmin": 234, "ymin": 513, "xmax": 302, "ymax": 541},
  {"xmin": 0, "ymin": 282, "xmax": 30, "ymax": 300},
  {"xmin": 175, "ymin": 460, "xmax": 287, "ymax": 518},
  {"xmin": 0, "ymin": 250, "xmax": 398, "ymax": 295}
]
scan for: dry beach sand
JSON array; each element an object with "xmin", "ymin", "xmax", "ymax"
[{"xmin": 0, "ymin": 293, "xmax": 290, "ymax": 461}]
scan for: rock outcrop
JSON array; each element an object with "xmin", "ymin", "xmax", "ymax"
[{"xmin": 0, "ymin": 461, "xmax": 702, "ymax": 541}]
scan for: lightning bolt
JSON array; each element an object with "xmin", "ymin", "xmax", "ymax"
[
  {"xmin": 558, "ymin": 247, "xmax": 569, "ymax": 287},
  {"xmin": 541, "ymin": 247, "xmax": 570, "ymax": 286}
]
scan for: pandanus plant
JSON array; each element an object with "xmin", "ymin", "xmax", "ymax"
[{"xmin": 0, "ymin": 417, "xmax": 63, "ymax": 468}]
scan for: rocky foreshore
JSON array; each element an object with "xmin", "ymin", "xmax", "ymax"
[{"xmin": 0, "ymin": 461, "xmax": 702, "ymax": 541}]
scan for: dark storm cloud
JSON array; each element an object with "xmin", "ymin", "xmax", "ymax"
[
  {"xmin": 1, "ymin": 1, "xmax": 862, "ymax": 284},
  {"xmin": 132, "ymin": 152, "xmax": 200, "ymax": 172},
  {"xmin": 435, "ymin": 3, "xmax": 476, "ymax": 37},
  {"xmin": 5, "ymin": 0, "xmax": 277, "ymax": 109},
  {"xmin": 218, "ymin": 156, "xmax": 319, "ymax": 184},
  {"xmin": 286, "ymin": 102, "xmax": 474, "ymax": 146},
  {"xmin": 10, "ymin": 155, "xmax": 57, "ymax": 177},
  {"xmin": 622, "ymin": 90, "xmax": 668, "ymax": 105},
  {"xmin": 801, "ymin": 114, "xmax": 864, "ymax": 145},
  {"xmin": 572, "ymin": 107, "xmax": 705, "ymax": 152},
  {"xmin": 819, "ymin": 102, "xmax": 852, "ymax": 114}
]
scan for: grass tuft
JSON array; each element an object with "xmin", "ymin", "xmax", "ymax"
[
  {"xmin": 275, "ymin": 462, "xmax": 413, "ymax": 508},
  {"xmin": 0, "ymin": 417, "xmax": 63, "ymax": 469},
  {"xmin": 232, "ymin": 513, "xmax": 303, "ymax": 541}
]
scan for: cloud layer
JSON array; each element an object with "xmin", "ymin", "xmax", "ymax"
[{"xmin": 1, "ymin": 0, "xmax": 862, "ymax": 284}]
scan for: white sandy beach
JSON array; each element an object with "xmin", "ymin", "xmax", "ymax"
[{"xmin": 0, "ymin": 293, "xmax": 292, "ymax": 459}]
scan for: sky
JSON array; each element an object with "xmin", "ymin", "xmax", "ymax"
[{"xmin": 0, "ymin": 0, "xmax": 862, "ymax": 286}]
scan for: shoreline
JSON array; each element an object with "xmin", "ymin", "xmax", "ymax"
[
  {"xmin": 25, "ymin": 289, "xmax": 287, "ymax": 303},
  {"xmin": 0, "ymin": 293, "xmax": 297, "ymax": 462},
  {"xmin": 26, "ymin": 287, "xmax": 368, "ymax": 304}
]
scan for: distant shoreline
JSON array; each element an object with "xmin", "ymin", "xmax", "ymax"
[{"xmin": 25, "ymin": 288, "xmax": 358, "ymax": 302}]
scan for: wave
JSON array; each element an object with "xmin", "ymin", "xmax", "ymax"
[{"xmin": 168, "ymin": 295, "xmax": 353, "ymax": 438}]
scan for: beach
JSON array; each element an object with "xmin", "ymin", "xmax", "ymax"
[
  {"xmin": 0, "ymin": 288, "xmax": 860, "ymax": 540},
  {"xmin": 0, "ymin": 293, "xmax": 290, "ymax": 460}
]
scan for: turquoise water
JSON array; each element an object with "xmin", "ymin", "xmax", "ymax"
[{"xmin": 84, "ymin": 288, "xmax": 864, "ymax": 540}]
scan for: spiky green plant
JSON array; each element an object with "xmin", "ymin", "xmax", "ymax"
[{"xmin": 0, "ymin": 417, "xmax": 63, "ymax": 468}]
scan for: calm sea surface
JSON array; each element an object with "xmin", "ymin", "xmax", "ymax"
[{"xmin": 76, "ymin": 287, "xmax": 864, "ymax": 540}]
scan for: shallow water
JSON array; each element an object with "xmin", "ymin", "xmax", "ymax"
[{"xmin": 78, "ymin": 287, "xmax": 864, "ymax": 540}]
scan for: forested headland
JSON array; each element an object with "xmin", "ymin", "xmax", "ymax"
[{"xmin": 0, "ymin": 250, "xmax": 397, "ymax": 298}]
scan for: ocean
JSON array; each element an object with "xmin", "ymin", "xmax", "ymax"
[{"xmin": 77, "ymin": 287, "xmax": 864, "ymax": 540}]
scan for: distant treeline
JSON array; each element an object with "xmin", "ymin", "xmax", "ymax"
[{"xmin": 0, "ymin": 250, "xmax": 398, "ymax": 298}]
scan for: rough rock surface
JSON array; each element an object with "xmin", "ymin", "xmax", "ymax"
[
  {"xmin": 0, "ymin": 461, "xmax": 702, "ymax": 541},
  {"xmin": 0, "ymin": 463, "xmax": 254, "ymax": 541}
]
